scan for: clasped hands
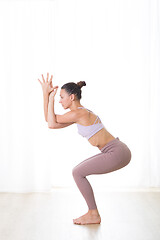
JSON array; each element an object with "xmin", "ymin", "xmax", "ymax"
[{"xmin": 38, "ymin": 73, "xmax": 58, "ymax": 99}]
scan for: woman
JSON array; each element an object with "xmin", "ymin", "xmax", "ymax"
[{"xmin": 38, "ymin": 73, "xmax": 132, "ymax": 225}]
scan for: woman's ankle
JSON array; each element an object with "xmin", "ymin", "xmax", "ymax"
[{"xmin": 88, "ymin": 209, "xmax": 100, "ymax": 216}]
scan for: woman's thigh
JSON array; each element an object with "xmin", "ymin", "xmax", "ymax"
[{"xmin": 73, "ymin": 146, "xmax": 131, "ymax": 177}]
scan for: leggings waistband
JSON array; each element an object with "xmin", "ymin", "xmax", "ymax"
[{"xmin": 100, "ymin": 137, "xmax": 120, "ymax": 153}]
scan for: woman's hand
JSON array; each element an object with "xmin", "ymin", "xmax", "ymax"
[
  {"xmin": 38, "ymin": 73, "xmax": 58, "ymax": 95},
  {"xmin": 49, "ymin": 86, "xmax": 59, "ymax": 100}
]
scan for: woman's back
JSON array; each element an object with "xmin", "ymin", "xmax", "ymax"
[{"xmin": 76, "ymin": 107, "xmax": 115, "ymax": 149}]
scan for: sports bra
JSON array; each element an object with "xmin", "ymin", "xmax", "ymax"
[{"xmin": 76, "ymin": 107, "xmax": 104, "ymax": 140}]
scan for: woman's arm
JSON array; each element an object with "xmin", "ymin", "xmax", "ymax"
[
  {"xmin": 43, "ymin": 91, "xmax": 49, "ymax": 122},
  {"xmin": 38, "ymin": 73, "xmax": 58, "ymax": 122},
  {"xmin": 48, "ymin": 97, "xmax": 74, "ymax": 129}
]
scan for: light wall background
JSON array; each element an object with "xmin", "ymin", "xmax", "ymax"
[{"xmin": 0, "ymin": 0, "xmax": 159, "ymax": 192}]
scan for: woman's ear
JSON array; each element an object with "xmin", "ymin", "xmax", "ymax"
[{"xmin": 70, "ymin": 94, "xmax": 75, "ymax": 101}]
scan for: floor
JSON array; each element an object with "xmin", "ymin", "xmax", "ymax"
[{"xmin": 0, "ymin": 187, "xmax": 160, "ymax": 240}]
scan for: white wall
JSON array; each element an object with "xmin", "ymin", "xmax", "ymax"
[{"xmin": 0, "ymin": 0, "xmax": 159, "ymax": 192}]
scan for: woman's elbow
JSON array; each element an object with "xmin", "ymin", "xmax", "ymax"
[{"xmin": 48, "ymin": 124, "xmax": 55, "ymax": 129}]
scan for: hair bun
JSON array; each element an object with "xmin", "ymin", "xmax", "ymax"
[{"xmin": 77, "ymin": 81, "xmax": 86, "ymax": 89}]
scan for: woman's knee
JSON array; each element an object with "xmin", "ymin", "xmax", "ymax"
[{"xmin": 72, "ymin": 166, "xmax": 80, "ymax": 179}]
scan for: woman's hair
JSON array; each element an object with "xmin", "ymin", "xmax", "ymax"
[{"xmin": 61, "ymin": 81, "xmax": 86, "ymax": 100}]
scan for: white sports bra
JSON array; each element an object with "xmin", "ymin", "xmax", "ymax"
[{"xmin": 76, "ymin": 107, "xmax": 104, "ymax": 140}]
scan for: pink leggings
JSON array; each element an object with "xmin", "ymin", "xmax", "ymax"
[{"xmin": 72, "ymin": 137, "xmax": 131, "ymax": 210}]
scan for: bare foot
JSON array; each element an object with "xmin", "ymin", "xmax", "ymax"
[{"xmin": 73, "ymin": 209, "xmax": 101, "ymax": 225}]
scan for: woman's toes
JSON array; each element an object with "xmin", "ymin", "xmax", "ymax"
[
  {"xmin": 73, "ymin": 219, "xmax": 76, "ymax": 224},
  {"xmin": 73, "ymin": 218, "xmax": 81, "ymax": 224}
]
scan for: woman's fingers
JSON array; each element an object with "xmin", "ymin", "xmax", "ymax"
[
  {"xmin": 49, "ymin": 85, "xmax": 58, "ymax": 93},
  {"xmin": 54, "ymin": 88, "xmax": 58, "ymax": 95},
  {"xmin": 41, "ymin": 74, "xmax": 45, "ymax": 83},
  {"xmin": 50, "ymin": 82, "xmax": 53, "ymax": 88},
  {"xmin": 53, "ymin": 85, "xmax": 58, "ymax": 89},
  {"xmin": 39, "ymin": 73, "xmax": 55, "ymax": 90},
  {"xmin": 49, "ymin": 75, "xmax": 53, "ymax": 84},
  {"xmin": 38, "ymin": 79, "xmax": 42, "ymax": 85},
  {"xmin": 49, "ymin": 87, "xmax": 58, "ymax": 97},
  {"xmin": 46, "ymin": 72, "xmax": 49, "ymax": 82},
  {"xmin": 51, "ymin": 86, "xmax": 58, "ymax": 90}
]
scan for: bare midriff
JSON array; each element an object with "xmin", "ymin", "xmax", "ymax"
[{"xmin": 88, "ymin": 127, "xmax": 116, "ymax": 150}]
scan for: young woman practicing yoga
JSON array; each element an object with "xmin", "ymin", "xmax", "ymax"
[{"xmin": 38, "ymin": 73, "xmax": 132, "ymax": 225}]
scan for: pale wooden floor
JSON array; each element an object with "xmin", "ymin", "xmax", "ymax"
[{"xmin": 0, "ymin": 188, "xmax": 160, "ymax": 240}]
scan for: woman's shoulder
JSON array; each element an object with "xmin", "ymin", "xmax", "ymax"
[{"xmin": 69, "ymin": 108, "xmax": 89, "ymax": 123}]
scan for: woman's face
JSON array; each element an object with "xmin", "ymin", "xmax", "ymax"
[{"xmin": 59, "ymin": 89, "xmax": 73, "ymax": 109}]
